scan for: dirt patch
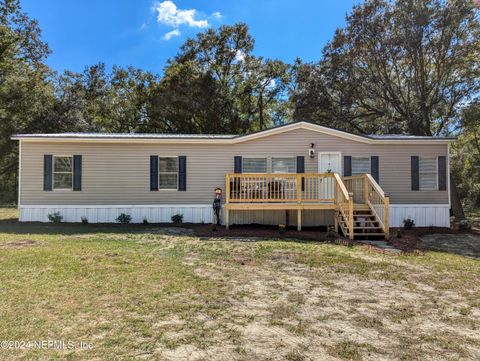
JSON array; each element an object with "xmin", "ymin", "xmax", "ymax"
[
  {"xmin": 420, "ymin": 233, "xmax": 480, "ymax": 257},
  {"xmin": 139, "ymin": 227, "xmax": 195, "ymax": 236},
  {"xmin": 192, "ymin": 223, "xmax": 332, "ymax": 242},
  {"xmin": 389, "ymin": 227, "xmax": 480, "ymax": 257},
  {"xmin": 0, "ymin": 239, "xmax": 38, "ymax": 249}
]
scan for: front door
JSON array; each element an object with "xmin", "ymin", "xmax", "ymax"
[
  {"xmin": 318, "ymin": 152, "xmax": 342, "ymax": 199},
  {"xmin": 318, "ymin": 152, "xmax": 342, "ymax": 175}
]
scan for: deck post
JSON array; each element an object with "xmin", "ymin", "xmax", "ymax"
[
  {"xmin": 296, "ymin": 174, "xmax": 302, "ymax": 231},
  {"xmin": 364, "ymin": 174, "xmax": 369, "ymax": 204},
  {"xmin": 348, "ymin": 192, "xmax": 354, "ymax": 240},
  {"xmin": 384, "ymin": 193, "xmax": 390, "ymax": 239},
  {"xmin": 297, "ymin": 209, "xmax": 302, "ymax": 231},
  {"xmin": 225, "ymin": 206, "xmax": 230, "ymax": 230},
  {"xmin": 225, "ymin": 174, "xmax": 230, "ymax": 229},
  {"xmin": 334, "ymin": 211, "xmax": 339, "ymax": 233},
  {"xmin": 296, "ymin": 174, "xmax": 302, "ymax": 203}
]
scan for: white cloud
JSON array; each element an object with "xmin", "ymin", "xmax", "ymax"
[
  {"xmin": 163, "ymin": 29, "xmax": 181, "ymax": 40},
  {"xmin": 212, "ymin": 11, "xmax": 222, "ymax": 19},
  {"xmin": 155, "ymin": 1, "xmax": 209, "ymax": 28}
]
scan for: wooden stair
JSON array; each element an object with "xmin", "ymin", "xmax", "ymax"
[{"xmin": 338, "ymin": 204, "xmax": 386, "ymax": 240}]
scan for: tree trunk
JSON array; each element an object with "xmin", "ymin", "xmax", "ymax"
[{"xmin": 450, "ymin": 177, "xmax": 465, "ymax": 220}]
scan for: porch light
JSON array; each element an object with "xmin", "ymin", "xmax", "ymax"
[{"xmin": 309, "ymin": 143, "xmax": 315, "ymax": 158}]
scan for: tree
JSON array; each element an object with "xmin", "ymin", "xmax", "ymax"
[
  {"xmin": 451, "ymin": 101, "xmax": 480, "ymax": 209},
  {"xmin": 152, "ymin": 23, "xmax": 291, "ymax": 134},
  {"xmin": 0, "ymin": 0, "xmax": 54, "ymax": 203},
  {"xmin": 293, "ymin": 0, "xmax": 480, "ymax": 136}
]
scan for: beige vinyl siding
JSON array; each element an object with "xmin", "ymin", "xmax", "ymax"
[{"xmin": 19, "ymin": 128, "xmax": 449, "ymax": 206}]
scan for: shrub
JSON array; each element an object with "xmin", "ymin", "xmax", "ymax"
[
  {"xmin": 47, "ymin": 212, "xmax": 63, "ymax": 223},
  {"xmin": 143, "ymin": 218, "xmax": 149, "ymax": 225},
  {"xmin": 81, "ymin": 216, "xmax": 89, "ymax": 224},
  {"xmin": 171, "ymin": 214, "xmax": 183, "ymax": 224},
  {"xmin": 458, "ymin": 219, "xmax": 471, "ymax": 231},
  {"xmin": 403, "ymin": 218, "xmax": 415, "ymax": 230},
  {"xmin": 116, "ymin": 213, "xmax": 131, "ymax": 224}
]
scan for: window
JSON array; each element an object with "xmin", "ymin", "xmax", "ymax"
[
  {"xmin": 159, "ymin": 157, "xmax": 178, "ymax": 189},
  {"xmin": 352, "ymin": 157, "xmax": 370, "ymax": 175},
  {"xmin": 419, "ymin": 157, "xmax": 437, "ymax": 190},
  {"xmin": 53, "ymin": 156, "xmax": 73, "ymax": 189},
  {"xmin": 243, "ymin": 158, "xmax": 267, "ymax": 173},
  {"xmin": 272, "ymin": 157, "xmax": 296, "ymax": 173}
]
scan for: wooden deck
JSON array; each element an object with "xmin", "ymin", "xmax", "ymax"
[{"xmin": 225, "ymin": 173, "xmax": 390, "ymax": 239}]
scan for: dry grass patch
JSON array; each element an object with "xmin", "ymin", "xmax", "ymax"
[{"xmin": 0, "ymin": 212, "xmax": 479, "ymax": 360}]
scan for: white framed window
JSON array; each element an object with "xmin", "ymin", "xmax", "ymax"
[
  {"xmin": 243, "ymin": 158, "xmax": 267, "ymax": 173},
  {"xmin": 159, "ymin": 157, "xmax": 178, "ymax": 189},
  {"xmin": 53, "ymin": 156, "xmax": 73, "ymax": 189},
  {"xmin": 352, "ymin": 157, "xmax": 370, "ymax": 175},
  {"xmin": 272, "ymin": 157, "xmax": 296, "ymax": 173},
  {"xmin": 419, "ymin": 157, "xmax": 438, "ymax": 190}
]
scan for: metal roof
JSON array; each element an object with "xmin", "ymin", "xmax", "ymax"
[
  {"xmin": 367, "ymin": 134, "xmax": 456, "ymax": 140},
  {"xmin": 12, "ymin": 121, "xmax": 456, "ymax": 143},
  {"xmin": 13, "ymin": 132, "xmax": 238, "ymax": 139}
]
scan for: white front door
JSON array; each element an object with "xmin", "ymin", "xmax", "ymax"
[
  {"xmin": 318, "ymin": 152, "xmax": 342, "ymax": 175},
  {"xmin": 318, "ymin": 152, "xmax": 342, "ymax": 199}
]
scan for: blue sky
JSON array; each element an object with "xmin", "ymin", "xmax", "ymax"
[{"xmin": 22, "ymin": 0, "xmax": 362, "ymax": 74}]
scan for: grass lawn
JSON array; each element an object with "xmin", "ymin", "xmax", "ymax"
[{"xmin": 0, "ymin": 209, "xmax": 479, "ymax": 360}]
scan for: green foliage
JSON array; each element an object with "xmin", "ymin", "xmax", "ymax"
[
  {"xmin": 451, "ymin": 101, "xmax": 480, "ymax": 209},
  {"xmin": 116, "ymin": 213, "xmax": 131, "ymax": 224},
  {"xmin": 47, "ymin": 212, "xmax": 63, "ymax": 223},
  {"xmin": 292, "ymin": 0, "xmax": 480, "ymax": 136},
  {"xmin": 0, "ymin": 1, "xmax": 479, "ymax": 210},
  {"xmin": 81, "ymin": 216, "xmax": 88, "ymax": 224},
  {"xmin": 396, "ymin": 228, "xmax": 403, "ymax": 238},
  {"xmin": 152, "ymin": 24, "xmax": 291, "ymax": 134},
  {"xmin": 403, "ymin": 218, "xmax": 415, "ymax": 230},
  {"xmin": 171, "ymin": 214, "xmax": 183, "ymax": 224},
  {"xmin": 458, "ymin": 219, "xmax": 471, "ymax": 231},
  {"xmin": 0, "ymin": 0, "xmax": 54, "ymax": 204}
]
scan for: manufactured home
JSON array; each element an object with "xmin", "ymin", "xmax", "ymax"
[{"xmin": 13, "ymin": 121, "xmax": 455, "ymax": 239}]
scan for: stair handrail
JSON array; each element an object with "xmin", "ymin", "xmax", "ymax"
[
  {"xmin": 333, "ymin": 173, "xmax": 354, "ymax": 239},
  {"xmin": 364, "ymin": 174, "xmax": 390, "ymax": 237}
]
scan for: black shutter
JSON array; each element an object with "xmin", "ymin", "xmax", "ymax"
[
  {"xmin": 73, "ymin": 155, "xmax": 82, "ymax": 191},
  {"xmin": 234, "ymin": 156, "xmax": 242, "ymax": 173},
  {"xmin": 344, "ymin": 156, "xmax": 352, "ymax": 177},
  {"xmin": 411, "ymin": 156, "xmax": 419, "ymax": 191},
  {"xmin": 178, "ymin": 156, "xmax": 187, "ymax": 191},
  {"xmin": 371, "ymin": 156, "xmax": 379, "ymax": 183},
  {"xmin": 297, "ymin": 156, "xmax": 305, "ymax": 191},
  {"xmin": 44, "ymin": 155, "xmax": 53, "ymax": 191},
  {"xmin": 438, "ymin": 156, "xmax": 447, "ymax": 191},
  {"xmin": 150, "ymin": 156, "xmax": 158, "ymax": 191}
]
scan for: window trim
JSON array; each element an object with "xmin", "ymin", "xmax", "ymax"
[
  {"xmin": 158, "ymin": 156, "xmax": 179, "ymax": 191},
  {"xmin": 351, "ymin": 156, "xmax": 371, "ymax": 175},
  {"xmin": 52, "ymin": 155, "xmax": 73, "ymax": 191},
  {"xmin": 242, "ymin": 157, "xmax": 268, "ymax": 173},
  {"xmin": 272, "ymin": 157, "xmax": 297, "ymax": 173},
  {"xmin": 419, "ymin": 156, "xmax": 438, "ymax": 191}
]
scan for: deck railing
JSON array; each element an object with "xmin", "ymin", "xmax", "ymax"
[
  {"xmin": 333, "ymin": 173, "xmax": 354, "ymax": 237},
  {"xmin": 344, "ymin": 174, "xmax": 390, "ymax": 237},
  {"xmin": 226, "ymin": 173, "xmax": 337, "ymax": 203},
  {"xmin": 225, "ymin": 173, "xmax": 355, "ymax": 238}
]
